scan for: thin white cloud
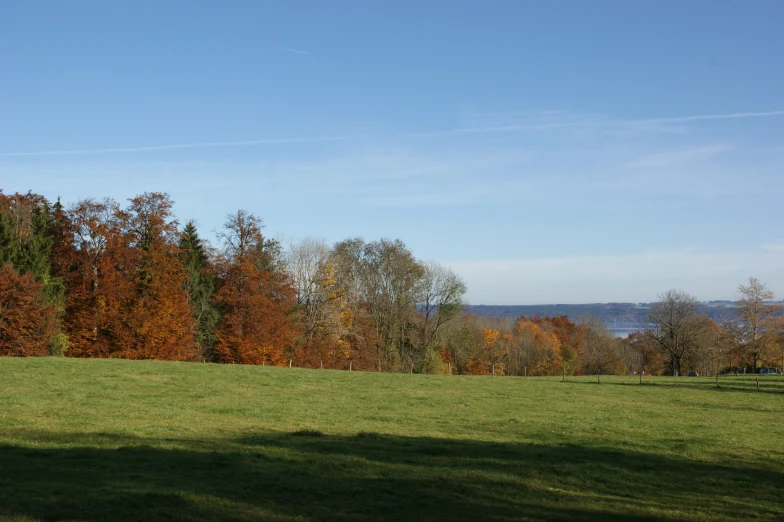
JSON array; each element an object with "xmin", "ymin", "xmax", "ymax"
[
  {"xmin": 626, "ymin": 144, "xmax": 732, "ymax": 168},
  {"xmin": 406, "ymin": 122, "xmax": 580, "ymax": 138},
  {"xmin": 276, "ymin": 46, "xmax": 310, "ymax": 55},
  {"xmin": 645, "ymin": 110, "xmax": 784, "ymax": 124},
  {"xmin": 0, "ymin": 135, "xmax": 348, "ymax": 157},
  {"xmin": 3, "ymin": 109, "xmax": 783, "ymax": 158},
  {"xmin": 406, "ymin": 109, "xmax": 784, "ymax": 139},
  {"xmin": 762, "ymin": 240, "xmax": 784, "ymax": 252}
]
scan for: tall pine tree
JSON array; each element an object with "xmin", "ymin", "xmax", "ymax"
[{"xmin": 179, "ymin": 220, "xmax": 219, "ymax": 359}]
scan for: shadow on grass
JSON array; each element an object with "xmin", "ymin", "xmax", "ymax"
[
  {"xmin": 563, "ymin": 377, "xmax": 784, "ymax": 395},
  {"xmin": 0, "ymin": 430, "xmax": 782, "ymax": 521}
]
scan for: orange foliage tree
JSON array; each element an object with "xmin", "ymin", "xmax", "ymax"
[
  {"xmin": 0, "ymin": 265, "xmax": 57, "ymax": 356},
  {"xmin": 509, "ymin": 320, "xmax": 563, "ymax": 376},
  {"xmin": 481, "ymin": 329, "xmax": 506, "ymax": 375},
  {"xmin": 57, "ymin": 194, "xmax": 197, "ymax": 360},
  {"xmin": 118, "ymin": 193, "xmax": 197, "ymax": 360},
  {"xmin": 526, "ymin": 315, "xmax": 583, "ymax": 374},
  {"xmin": 57, "ymin": 198, "xmax": 130, "ymax": 356},
  {"xmin": 213, "ymin": 211, "xmax": 297, "ymax": 365}
]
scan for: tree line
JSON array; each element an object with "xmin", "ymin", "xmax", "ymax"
[
  {"xmin": 637, "ymin": 283, "xmax": 783, "ymax": 376},
  {"xmin": 0, "ymin": 191, "xmax": 468, "ymax": 371},
  {"xmin": 1, "ymin": 191, "xmax": 780, "ymax": 376},
  {"xmin": 446, "ymin": 282, "xmax": 782, "ymax": 378}
]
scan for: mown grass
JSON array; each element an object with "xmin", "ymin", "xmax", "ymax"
[{"xmin": 0, "ymin": 358, "xmax": 782, "ymax": 521}]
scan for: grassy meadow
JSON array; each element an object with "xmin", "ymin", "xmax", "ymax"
[{"xmin": 0, "ymin": 357, "xmax": 782, "ymax": 521}]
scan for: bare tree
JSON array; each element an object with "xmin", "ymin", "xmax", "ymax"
[
  {"xmin": 218, "ymin": 210, "xmax": 262, "ymax": 257},
  {"xmin": 284, "ymin": 238, "xmax": 337, "ymax": 340},
  {"xmin": 646, "ymin": 289, "xmax": 703, "ymax": 377},
  {"xmin": 579, "ymin": 315, "xmax": 621, "ymax": 381},
  {"xmin": 736, "ymin": 277, "xmax": 778, "ymax": 371},
  {"xmin": 285, "ymin": 238, "xmax": 330, "ymax": 305},
  {"xmin": 416, "ymin": 261, "xmax": 466, "ymax": 359},
  {"xmin": 683, "ymin": 317, "xmax": 730, "ymax": 377}
]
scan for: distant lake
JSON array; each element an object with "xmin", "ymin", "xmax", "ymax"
[{"xmin": 609, "ymin": 327, "xmax": 642, "ymax": 338}]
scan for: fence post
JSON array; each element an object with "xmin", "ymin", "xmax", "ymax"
[
  {"xmin": 492, "ymin": 364, "xmax": 495, "ymax": 377},
  {"xmin": 349, "ymin": 361, "xmax": 352, "ymax": 371},
  {"xmin": 448, "ymin": 363, "xmax": 451, "ymax": 375},
  {"xmin": 289, "ymin": 359, "xmax": 292, "ymax": 368},
  {"xmin": 562, "ymin": 366, "xmax": 565, "ymax": 383},
  {"xmin": 524, "ymin": 366, "xmax": 527, "ymax": 377}
]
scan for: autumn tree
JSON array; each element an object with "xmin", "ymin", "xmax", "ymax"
[
  {"xmin": 684, "ymin": 318, "xmax": 733, "ymax": 377},
  {"xmin": 440, "ymin": 320, "xmax": 479, "ymax": 374},
  {"xmin": 0, "ymin": 192, "xmax": 64, "ymax": 353},
  {"xmin": 58, "ymin": 198, "xmax": 130, "ymax": 357},
  {"xmin": 416, "ymin": 261, "xmax": 466, "ymax": 373},
  {"xmin": 526, "ymin": 315, "xmax": 582, "ymax": 374},
  {"xmin": 213, "ymin": 210, "xmax": 297, "ymax": 365},
  {"xmin": 481, "ymin": 329, "xmax": 505, "ymax": 375},
  {"xmin": 331, "ymin": 238, "xmax": 424, "ymax": 372},
  {"xmin": 646, "ymin": 289, "xmax": 704, "ymax": 376},
  {"xmin": 285, "ymin": 238, "xmax": 381, "ymax": 371},
  {"xmin": 735, "ymin": 277, "xmax": 779, "ymax": 371},
  {"xmin": 365, "ymin": 239, "xmax": 424, "ymax": 371},
  {"xmin": 285, "ymin": 238, "xmax": 346, "ymax": 367},
  {"xmin": 56, "ymin": 194, "xmax": 198, "ymax": 360},
  {"xmin": 0, "ymin": 265, "xmax": 57, "ymax": 356},
  {"xmin": 118, "ymin": 193, "xmax": 197, "ymax": 360},
  {"xmin": 621, "ymin": 332, "xmax": 663, "ymax": 380},
  {"xmin": 508, "ymin": 319, "xmax": 562, "ymax": 376},
  {"xmin": 578, "ymin": 316, "xmax": 623, "ymax": 380}
]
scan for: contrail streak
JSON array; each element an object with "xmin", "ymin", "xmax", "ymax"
[
  {"xmin": 276, "ymin": 46, "xmax": 310, "ymax": 55},
  {"xmin": 644, "ymin": 110, "xmax": 784, "ymax": 123},
  {"xmin": 408, "ymin": 110, "xmax": 784, "ymax": 137},
  {"xmin": 2, "ymin": 110, "xmax": 782, "ymax": 157},
  {"xmin": 0, "ymin": 136, "xmax": 348, "ymax": 157}
]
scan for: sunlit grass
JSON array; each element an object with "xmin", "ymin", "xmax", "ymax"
[{"xmin": 1, "ymin": 357, "xmax": 782, "ymax": 521}]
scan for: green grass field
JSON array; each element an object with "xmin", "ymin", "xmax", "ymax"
[{"xmin": 0, "ymin": 358, "xmax": 782, "ymax": 521}]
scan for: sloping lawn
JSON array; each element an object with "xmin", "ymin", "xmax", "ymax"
[{"xmin": 0, "ymin": 358, "xmax": 782, "ymax": 521}]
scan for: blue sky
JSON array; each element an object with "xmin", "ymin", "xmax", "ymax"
[{"xmin": 2, "ymin": 1, "xmax": 783, "ymax": 304}]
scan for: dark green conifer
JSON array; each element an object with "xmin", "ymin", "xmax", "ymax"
[{"xmin": 179, "ymin": 221, "xmax": 220, "ymax": 359}]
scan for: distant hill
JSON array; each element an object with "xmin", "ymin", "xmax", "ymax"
[{"xmin": 467, "ymin": 302, "xmax": 740, "ymax": 334}]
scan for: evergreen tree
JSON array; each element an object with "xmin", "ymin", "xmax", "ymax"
[
  {"xmin": 0, "ymin": 192, "xmax": 64, "ymax": 353},
  {"xmin": 179, "ymin": 220, "xmax": 220, "ymax": 359},
  {"xmin": 0, "ymin": 192, "xmax": 53, "ymax": 280}
]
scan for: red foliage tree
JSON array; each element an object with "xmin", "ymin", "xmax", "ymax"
[
  {"xmin": 117, "ymin": 193, "xmax": 197, "ymax": 360},
  {"xmin": 0, "ymin": 265, "xmax": 56, "ymax": 356},
  {"xmin": 214, "ymin": 211, "xmax": 297, "ymax": 365},
  {"xmin": 57, "ymin": 198, "xmax": 133, "ymax": 357},
  {"xmin": 57, "ymin": 194, "xmax": 197, "ymax": 360}
]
